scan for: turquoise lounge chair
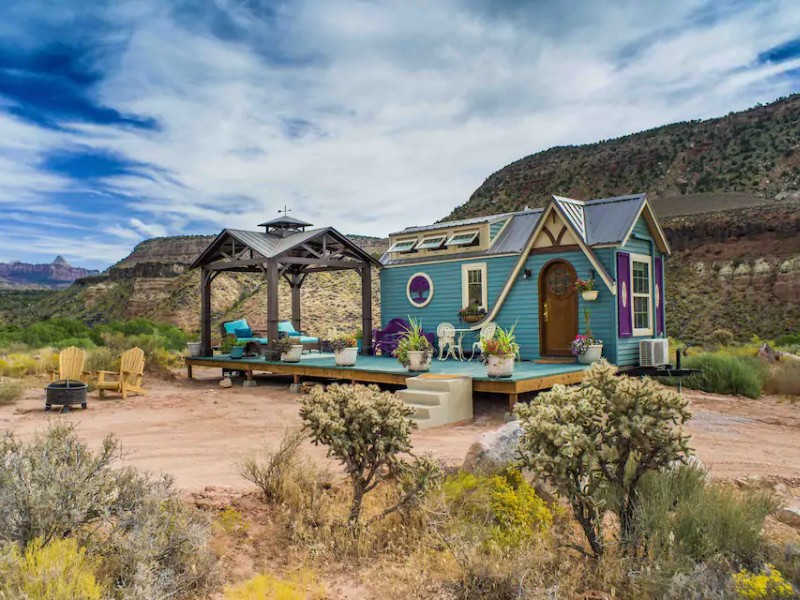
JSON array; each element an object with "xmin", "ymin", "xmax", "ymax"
[
  {"xmin": 221, "ymin": 319, "xmax": 269, "ymax": 345},
  {"xmin": 278, "ymin": 321, "xmax": 320, "ymax": 352}
]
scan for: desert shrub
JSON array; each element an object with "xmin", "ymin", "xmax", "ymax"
[
  {"xmin": 224, "ymin": 570, "xmax": 325, "ymax": 600},
  {"xmin": 707, "ymin": 328, "xmax": 736, "ymax": 348},
  {"xmin": 85, "ymin": 346, "xmax": 119, "ymax": 373},
  {"xmin": 515, "ymin": 360, "xmax": 692, "ymax": 558},
  {"xmin": 0, "ymin": 537, "xmax": 103, "ymax": 599},
  {"xmin": 240, "ymin": 428, "xmax": 315, "ymax": 505},
  {"xmin": 442, "ymin": 470, "xmax": 553, "ymax": 548},
  {"xmin": 733, "ymin": 564, "xmax": 795, "ymax": 598},
  {"xmin": 0, "ymin": 378, "xmax": 24, "ymax": 405},
  {"xmin": 1, "ymin": 352, "xmax": 43, "ymax": 377},
  {"xmin": 0, "ymin": 423, "xmax": 217, "ymax": 598},
  {"xmin": 669, "ymin": 353, "xmax": 768, "ymax": 398},
  {"xmin": 634, "ymin": 464, "xmax": 775, "ymax": 568},
  {"xmin": 216, "ymin": 507, "xmax": 249, "ymax": 537},
  {"xmin": 765, "ymin": 359, "xmax": 800, "ymax": 398},
  {"xmin": 300, "ymin": 383, "xmax": 440, "ymax": 529},
  {"xmin": 775, "ymin": 332, "xmax": 800, "ymax": 347},
  {"xmin": 93, "ymin": 319, "xmax": 189, "ymax": 352},
  {"xmin": 54, "ymin": 336, "xmax": 96, "ymax": 349}
]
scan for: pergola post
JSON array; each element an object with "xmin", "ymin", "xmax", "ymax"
[
  {"xmin": 290, "ymin": 273, "xmax": 302, "ymax": 333},
  {"xmin": 266, "ymin": 259, "xmax": 280, "ymax": 354},
  {"xmin": 361, "ymin": 265, "xmax": 373, "ymax": 355},
  {"xmin": 200, "ymin": 267, "xmax": 213, "ymax": 357}
]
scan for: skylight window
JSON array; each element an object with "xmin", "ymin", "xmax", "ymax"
[
  {"xmin": 388, "ymin": 238, "xmax": 417, "ymax": 252},
  {"xmin": 416, "ymin": 235, "xmax": 447, "ymax": 250},
  {"xmin": 446, "ymin": 230, "xmax": 479, "ymax": 247}
]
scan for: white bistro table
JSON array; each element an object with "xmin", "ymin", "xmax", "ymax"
[{"xmin": 451, "ymin": 328, "xmax": 477, "ymax": 361}]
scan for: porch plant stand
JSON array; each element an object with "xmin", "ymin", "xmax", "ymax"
[
  {"xmin": 332, "ymin": 334, "xmax": 358, "ymax": 367},
  {"xmin": 276, "ymin": 337, "xmax": 303, "ymax": 363},
  {"xmin": 480, "ymin": 324, "xmax": 520, "ymax": 378},
  {"xmin": 394, "ymin": 317, "xmax": 433, "ymax": 373},
  {"xmin": 572, "ymin": 306, "xmax": 603, "ymax": 364}
]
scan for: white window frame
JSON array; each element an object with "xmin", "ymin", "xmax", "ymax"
[
  {"xmin": 461, "ymin": 262, "xmax": 488, "ymax": 310},
  {"xmin": 630, "ymin": 253, "xmax": 653, "ymax": 336},
  {"xmin": 387, "ymin": 238, "xmax": 418, "ymax": 253},
  {"xmin": 447, "ymin": 230, "xmax": 480, "ymax": 247},
  {"xmin": 415, "ymin": 234, "xmax": 447, "ymax": 250}
]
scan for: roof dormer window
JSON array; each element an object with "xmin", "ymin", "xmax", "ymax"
[
  {"xmin": 446, "ymin": 230, "xmax": 479, "ymax": 247},
  {"xmin": 416, "ymin": 234, "xmax": 447, "ymax": 250},
  {"xmin": 388, "ymin": 238, "xmax": 418, "ymax": 253}
]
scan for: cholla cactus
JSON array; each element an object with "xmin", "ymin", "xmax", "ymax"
[
  {"xmin": 514, "ymin": 360, "xmax": 692, "ymax": 558},
  {"xmin": 300, "ymin": 383, "xmax": 439, "ymax": 528}
]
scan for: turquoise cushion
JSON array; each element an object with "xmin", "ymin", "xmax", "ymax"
[
  {"xmin": 237, "ymin": 336, "xmax": 269, "ymax": 344},
  {"xmin": 298, "ymin": 336, "xmax": 319, "ymax": 344},
  {"xmin": 234, "ymin": 327, "xmax": 252, "ymax": 338},
  {"xmin": 278, "ymin": 321, "xmax": 298, "ymax": 335},
  {"xmin": 224, "ymin": 319, "xmax": 249, "ymax": 335}
]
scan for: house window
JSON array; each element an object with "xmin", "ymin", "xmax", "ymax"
[
  {"xmin": 388, "ymin": 238, "xmax": 417, "ymax": 253},
  {"xmin": 416, "ymin": 235, "xmax": 447, "ymax": 250},
  {"xmin": 462, "ymin": 263, "xmax": 488, "ymax": 310},
  {"xmin": 447, "ymin": 230, "xmax": 479, "ymax": 247},
  {"xmin": 631, "ymin": 254, "xmax": 652, "ymax": 335}
]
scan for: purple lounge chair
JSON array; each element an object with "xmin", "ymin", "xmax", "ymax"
[{"xmin": 372, "ymin": 318, "xmax": 434, "ymax": 356}]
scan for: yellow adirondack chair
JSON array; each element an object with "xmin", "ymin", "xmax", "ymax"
[
  {"xmin": 96, "ymin": 347, "xmax": 146, "ymax": 399},
  {"xmin": 49, "ymin": 346, "xmax": 89, "ymax": 383}
]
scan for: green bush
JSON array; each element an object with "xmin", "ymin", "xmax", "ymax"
[
  {"xmin": 775, "ymin": 332, "xmax": 800, "ymax": 347},
  {"xmin": 0, "ymin": 423, "xmax": 217, "ymax": 599},
  {"xmin": 706, "ymin": 328, "xmax": 736, "ymax": 348},
  {"xmin": 671, "ymin": 353, "xmax": 768, "ymax": 398},
  {"xmin": 0, "ymin": 537, "xmax": 103, "ymax": 600},
  {"xmin": 0, "ymin": 378, "xmax": 24, "ymax": 405}
]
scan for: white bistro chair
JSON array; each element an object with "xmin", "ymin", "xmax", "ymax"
[
  {"xmin": 436, "ymin": 322, "xmax": 460, "ymax": 361},
  {"xmin": 469, "ymin": 321, "xmax": 497, "ymax": 361}
]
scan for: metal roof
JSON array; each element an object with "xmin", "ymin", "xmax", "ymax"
[
  {"xmin": 582, "ymin": 193, "xmax": 647, "ymax": 245},
  {"xmin": 394, "ymin": 211, "xmax": 514, "ymax": 235},
  {"xmin": 257, "ymin": 215, "xmax": 313, "ymax": 228}
]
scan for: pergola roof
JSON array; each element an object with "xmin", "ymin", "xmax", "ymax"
[{"xmin": 190, "ymin": 226, "xmax": 381, "ymax": 272}]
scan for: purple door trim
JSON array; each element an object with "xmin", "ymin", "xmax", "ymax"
[{"xmin": 617, "ymin": 252, "xmax": 632, "ymax": 338}]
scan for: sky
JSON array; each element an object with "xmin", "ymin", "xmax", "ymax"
[{"xmin": 1, "ymin": 1, "xmax": 800, "ymax": 269}]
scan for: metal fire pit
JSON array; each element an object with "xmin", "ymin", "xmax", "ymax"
[{"xmin": 46, "ymin": 380, "xmax": 88, "ymax": 412}]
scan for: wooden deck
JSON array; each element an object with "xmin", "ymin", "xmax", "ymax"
[{"xmin": 185, "ymin": 354, "xmax": 587, "ymax": 407}]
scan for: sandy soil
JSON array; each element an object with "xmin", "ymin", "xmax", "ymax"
[{"xmin": 1, "ymin": 369, "xmax": 798, "ymax": 492}]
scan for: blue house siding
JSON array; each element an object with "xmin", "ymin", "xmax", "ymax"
[
  {"xmin": 496, "ymin": 250, "xmax": 617, "ymax": 362},
  {"xmin": 615, "ymin": 216, "xmax": 664, "ymax": 366},
  {"xmin": 379, "ymin": 255, "xmax": 518, "ymax": 333}
]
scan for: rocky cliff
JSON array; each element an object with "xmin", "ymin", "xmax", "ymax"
[{"xmin": 0, "ymin": 256, "xmax": 99, "ymax": 289}]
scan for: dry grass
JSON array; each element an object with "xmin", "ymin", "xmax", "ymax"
[
  {"xmin": 0, "ymin": 378, "xmax": 24, "ymax": 405},
  {"xmin": 766, "ymin": 359, "xmax": 800, "ymax": 398}
]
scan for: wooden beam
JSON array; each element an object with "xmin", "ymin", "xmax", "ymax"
[
  {"xmin": 266, "ymin": 259, "xmax": 279, "ymax": 353},
  {"xmin": 277, "ymin": 256, "xmax": 365, "ymax": 268},
  {"xmin": 361, "ymin": 266, "xmax": 373, "ymax": 355},
  {"xmin": 290, "ymin": 273, "xmax": 301, "ymax": 332},
  {"xmin": 200, "ymin": 267, "xmax": 213, "ymax": 356},
  {"xmin": 207, "ymin": 256, "xmax": 268, "ymax": 271}
]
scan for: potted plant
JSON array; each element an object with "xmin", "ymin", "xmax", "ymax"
[
  {"xmin": 571, "ymin": 307, "xmax": 603, "ymax": 364},
  {"xmin": 276, "ymin": 337, "xmax": 303, "ymax": 363},
  {"xmin": 458, "ymin": 300, "xmax": 487, "ymax": 324},
  {"xmin": 576, "ymin": 278, "xmax": 598, "ymax": 301},
  {"xmin": 393, "ymin": 318, "xmax": 433, "ymax": 372},
  {"xmin": 354, "ymin": 329, "xmax": 364, "ymax": 353},
  {"xmin": 219, "ymin": 335, "xmax": 235, "ymax": 356},
  {"xmin": 480, "ymin": 325, "xmax": 519, "ymax": 378},
  {"xmin": 229, "ymin": 341, "xmax": 247, "ymax": 359},
  {"xmin": 331, "ymin": 335, "xmax": 358, "ymax": 366}
]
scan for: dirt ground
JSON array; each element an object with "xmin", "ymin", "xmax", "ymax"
[{"xmin": 2, "ymin": 368, "xmax": 799, "ymax": 492}]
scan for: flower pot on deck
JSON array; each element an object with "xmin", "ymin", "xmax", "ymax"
[
  {"xmin": 281, "ymin": 345, "xmax": 304, "ymax": 363},
  {"xmin": 486, "ymin": 354, "xmax": 515, "ymax": 378},
  {"xmin": 187, "ymin": 342, "xmax": 202, "ymax": 357},
  {"xmin": 335, "ymin": 347, "xmax": 358, "ymax": 367},
  {"xmin": 577, "ymin": 344, "xmax": 603, "ymax": 364},
  {"xmin": 229, "ymin": 346, "xmax": 245, "ymax": 359},
  {"xmin": 407, "ymin": 350, "xmax": 431, "ymax": 372},
  {"xmin": 581, "ymin": 290, "xmax": 599, "ymax": 302}
]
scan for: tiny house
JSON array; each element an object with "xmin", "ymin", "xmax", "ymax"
[{"xmin": 379, "ymin": 194, "xmax": 671, "ymax": 366}]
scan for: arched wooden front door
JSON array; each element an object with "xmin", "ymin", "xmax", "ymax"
[{"xmin": 539, "ymin": 260, "xmax": 578, "ymax": 357}]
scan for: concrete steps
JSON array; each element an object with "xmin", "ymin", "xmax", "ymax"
[{"xmin": 397, "ymin": 375, "xmax": 473, "ymax": 429}]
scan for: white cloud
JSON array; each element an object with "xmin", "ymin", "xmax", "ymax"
[{"xmin": 1, "ymin": 0, "xmax": 800, "ymax": 268}]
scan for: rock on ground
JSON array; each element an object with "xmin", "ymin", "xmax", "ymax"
[
  {"xmin": 219, "ymin": 377, "xmax": 233, "ymax": 388},
  {"xmin": 462, "ymin": 420, "xmax": 522, "ymax": 474}
]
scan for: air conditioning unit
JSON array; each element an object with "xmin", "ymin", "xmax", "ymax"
[{"xmin": 639, "ymin": 339, "xmax": 669, "ymax": 367}]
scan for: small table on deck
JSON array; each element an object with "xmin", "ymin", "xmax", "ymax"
[{"xmin": 450, "ymin": 328, "xmax": 477, "ymax": 361}]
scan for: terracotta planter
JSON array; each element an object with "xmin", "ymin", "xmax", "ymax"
[
  {"xmin": 407, "ymin": 350, "xmax": 431, "ymax": 372},
  {"xmin": 486, "ymin": 354, "xmax": 515, "ymax": 378},
  {"xmin": 281, "ymin": 345, "xmax": 304, "ymax": 363},
  {"xmin": 577, "ymin": 344, "xmax": 603, "ymax": 364},
  {"xmin": 335, "ymin": 347, "xmax": 358, "ymax": 366},
  {"xmin": 581, "ymin": 290, "xmax": 599, "ymax": 301}
]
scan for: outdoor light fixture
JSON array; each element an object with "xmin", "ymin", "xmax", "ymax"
[{"xmin": 523, "ymin": 268, "xmax": 533, "ymax": 280}]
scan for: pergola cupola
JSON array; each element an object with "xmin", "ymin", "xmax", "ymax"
[{"xmin": 257, "ymin": 216, "xmax": 313, "ymax": 238}]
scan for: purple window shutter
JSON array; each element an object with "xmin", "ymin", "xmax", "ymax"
[
  {"xmin": 655, "ymin": 257, "xmax": 665, "ymax": 336},
  {"xmin": 617, "ymin": 252, "xmax": 632, "ymax": 338}
]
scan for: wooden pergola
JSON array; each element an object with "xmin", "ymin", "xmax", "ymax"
[{"xmin": 189, "ymin": 217, "xmax": 381, "ymax": 357}]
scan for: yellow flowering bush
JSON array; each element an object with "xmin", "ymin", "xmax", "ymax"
[
  {"xmin": 224, "ymin": 570, "xmax": 326, "ymax": 600},
  {"xmin": 733, "ymin": 564, "xmax": 794, "ymax": 599},
  {"xmin": 0, "ymin": 537, "xmax": 103, "ymax": 599}
]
